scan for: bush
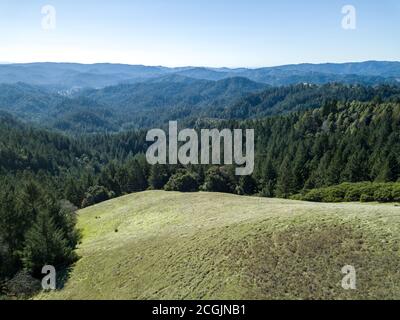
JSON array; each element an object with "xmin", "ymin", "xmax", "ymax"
[
  {"xmin": 289, "ymin": 194, "xmax": 303, "ymax": 201},
  {"xmin": 201, "ymin": 167, "xmax": 235, "ymax": 194},
  {"xmin": 343, "ymin": 182, "xmax": 380, "ymax": 202},
  {"xmin": 374, "ymin": 186, "xmax": 394, "ymax": 203},
  {"xmin": 297, "ymin": 182, "xmax": 400, "ymax": 203},
  {"xmin": 321, "ymin": 186, "xmax": 346, "ymax": 202},
  {"xmin": 5, "ymin": 271, "xmax": 41, "ymax": 298},
  {"xmin": 164, "ymin": 172, "xmax": 199, "ymax": 192},
  {"xmin": 358, "ymin": 184, "xmax": 380, "ymax": 199},
  {"xmin": 302, "ymin": 189, "xmax": 324, "ymax": 202},
  {"xmin": 392, "ymin": 185, "xmax": 400, "ymax": 202},
  {"xmin": 344, "ymin": 186, "xmax": 363, "ymax": 202},
  {"xmin": 360, "ymin": 194, "xmax": 374, "ymax": 202}
]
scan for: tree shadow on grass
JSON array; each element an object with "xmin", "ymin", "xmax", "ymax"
[{"xmin": 56, "ymin": 265, "xmax": 75, "ymax": 290}]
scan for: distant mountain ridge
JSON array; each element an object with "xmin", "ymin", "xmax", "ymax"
[{"xmin": 1, "ymin": 61, "xmax": 399, "ymax": 89}]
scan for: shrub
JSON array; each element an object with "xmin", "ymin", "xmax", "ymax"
[
  {"xmin": 321, "ymin": 186, "xmax": 346, "ymax": 202},
  {"xmin": 297, "ymin": 182, "xmax": 400, "ymax": 203},
  {"xmin": 374, "ymin": 186, "xmax": 394, "ymax": 203},
  {"xmin": 201, "ymin": 167, "xmax": 235, "ymax": 194},
  {"xmin": 392, "ymin": 185, "xmax": 400, "ymax": 202},
  {"xmin": 358, "ymin": 184, "xmax": 380, "ymax": 199},
  {"xmin": 164, "ymin": 172, "xmax": 199, "ymax": 192},
  {"xmin": 5, "ymin": 271, "xmax": 41, "ymax": 298},
  {"xmin": 344, "ymin": 186, "xmax": 363, "ymax": 202},
  {"xmin": 344, "ymin": 182, "xmax": 379, "ymax": 202},
  {"xmin": 302, "ymin": 189, "xmax": 324, "ymax": 202},
  {"xmin": 360, "ymin": 194, "xmax": 374, "ymax": 202},
  {"xmin": 289, "ymin": 194, "xmax": 303, "ymax": 201},
  {"xmin": 302, "ymin": 186, "xmax": 345, "ymax": 202}
]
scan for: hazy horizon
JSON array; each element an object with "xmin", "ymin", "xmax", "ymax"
[
  {"xmin": 1, "ymin": 0, "xmax": 400, "ymax": 67},
  {"xmin": 1, "ymin": 59, "xmax": 400, "ymax": 69}
]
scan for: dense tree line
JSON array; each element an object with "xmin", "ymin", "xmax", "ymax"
[
  {"xmin": 146, "ymin": 99, "xmax": 400, "ymax": 198},
  {"xmin": 251, "ymin": 100, "xmax": 400, "ymax": 196},
  {"xmin": 77, "ymin": 99, "xmax": 400, "ymax": 201}
]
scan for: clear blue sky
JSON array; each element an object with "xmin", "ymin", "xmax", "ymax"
[{"xmin": 0, "ymin": 0, "xmax": 399, "ymax": 67}]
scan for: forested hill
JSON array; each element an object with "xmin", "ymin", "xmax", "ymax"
[
  {"xmin": 1, "ymin": 98, "xmax": 399, "ymax": 205},
  {"xmin": 198, "ymin": 83, "xmax": 400, "ymax": 120},
  {"xmin": 251, "ymin": 100, "xmax": 400, "ymax": 195},
  {"xmin": 0, "ymin": 81, "xmax": 400, "ymax": 133},
  {"xmin": 1, "ymin": 61, "xmax": 400, "ymax": 88},
  {"xmin": 0, "ymin": 77, "xmax": 266, "ymax": 132}
]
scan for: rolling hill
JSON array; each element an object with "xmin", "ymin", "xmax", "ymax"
[
  {"xmin": 1, "ymin": 80, "xmax": 400, "ymax": 133},
  {"xmin": 0, "ymin": 77, "xmax": 266, "ymax": 132},
  {"xmin": 38, "ymin": 191, "xmax": 400, "ymax": 300},
  {"xmin": 1, "ymin": 61, "xmax": 399, "ymax": 89}
]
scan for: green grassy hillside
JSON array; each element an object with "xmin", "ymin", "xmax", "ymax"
[{"xmin": 38, "ymin": 191, "xmax": 400, "ymax": 300}]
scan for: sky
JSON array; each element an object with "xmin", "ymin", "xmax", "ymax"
[{"xmin": 0, "ymin": 0, "xmax": 399, "ymax": 67}]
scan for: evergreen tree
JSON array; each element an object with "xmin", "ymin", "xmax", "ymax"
[
  {"xmin": 148, "ymin": 165, "xmax": 170, "ymax": 190},
  {"xmin": 64, "ymin": 178, "xmax": 83, "ymax": 208},
  {"xmin": 377, "ymin": 152, "xmax": 399, "ymax": 182},
  {"xmin": 22, "ymin": 209, "xmax": 76, "ymax": 276},
  {"xmin": 275, "ymin": 157, "xmax": 296, "ymax": 198}
]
